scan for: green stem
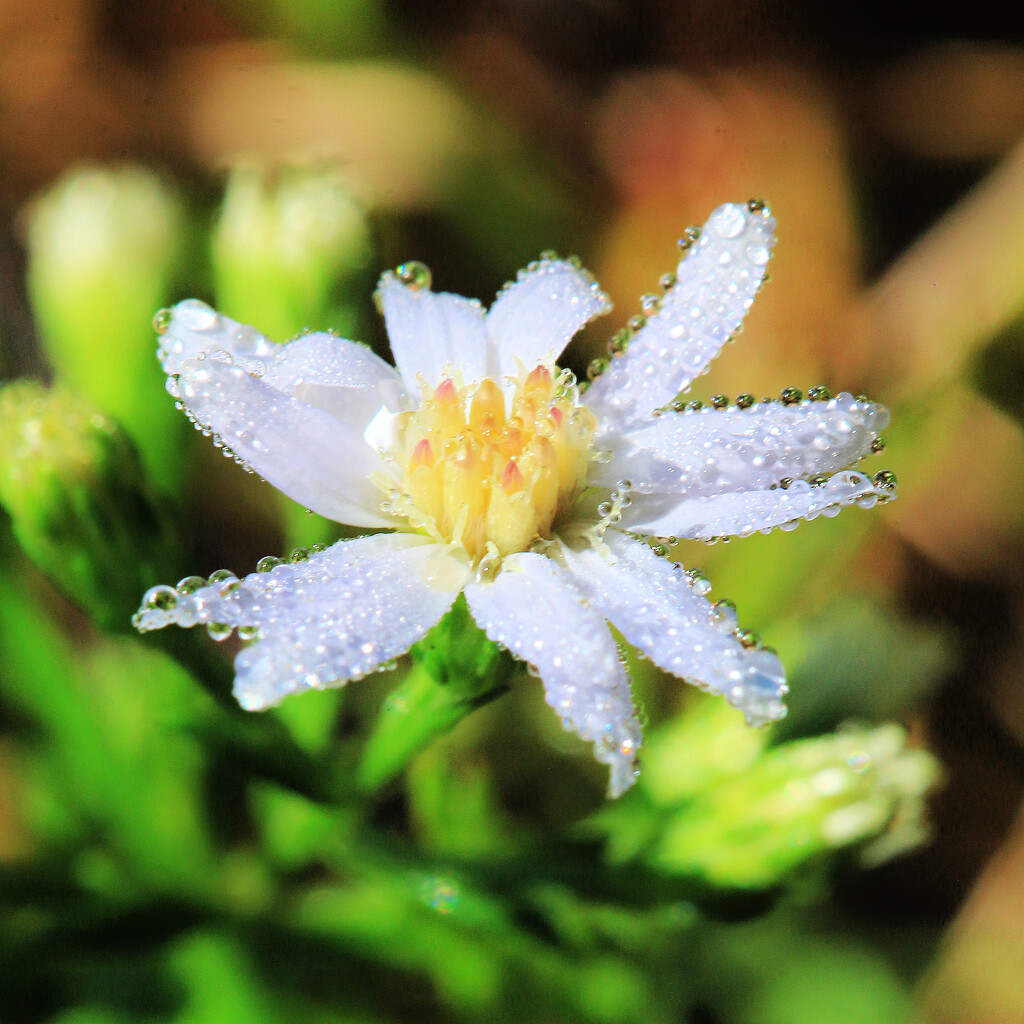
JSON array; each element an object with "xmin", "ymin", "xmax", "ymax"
[{"xmin": 357, "ymin": 659, "xmax": 509, "ymax": 794}]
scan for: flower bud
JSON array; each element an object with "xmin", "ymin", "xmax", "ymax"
[
  {"xmin": 211, "ymin": 164, "xmax": 374, "ymax": 549},
  {"xmin": 0, "ymin": 381, "xmax": 179, "ymax": 630},
  {"xmin": 211, "ymin": 163, "xmax": 372, "ymax": 343},
  {"xmin": 652, "ymin": 723, "xmax": 941, "ymax": 889},
  {"xmin": 641, "ymin": 695, "xmax": 769, "ymax": 807},
  {"xmin": 24, "ymin": 165, "xmax": 186, "ymax": 481}
]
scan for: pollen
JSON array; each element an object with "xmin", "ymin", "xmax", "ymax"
[{"xmin": 392, "ymin": 368, "xmax": 595, "ymax": 561}]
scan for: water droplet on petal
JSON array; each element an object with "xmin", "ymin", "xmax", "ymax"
[
  {"xmin": 177, "ymin": 299, "xmax": 220, "ymax": 331},
  {"xmin": 176, "ymin": 575, "xmax": 207, "ymax": 595},
  {"xmin": 708, "ymin": 204, "xmax": 747, "ymax": 239},
  {"xmin": 143, "ymin": 585, "xmax": 177, "ymax": 611},
  {"xmin": 206, "ymin": 622, "xmax": 233, "ymax": 642},
  {"xmin": 396, "ymin": 261, "xmax": 432, "ymax": 291},
  {"xmin": 153, "ymin": 308, "xmax": 172, "ymax": 334}
]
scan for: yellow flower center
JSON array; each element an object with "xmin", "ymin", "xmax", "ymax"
[{"xmin": 386, "ymin": 366, "xmax": 595, "ymax": 563}]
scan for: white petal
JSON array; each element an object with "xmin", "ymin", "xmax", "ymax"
[
  {"xmin": 177, "ymin": 356, "xmax": 396, "ymax": 527},
  {"xmin": 234, "ymin": 537, "xmax": 467, "ymax": 710},
  {"xmin": 558, "ymin": 533, "xmax": 787, "ymax": 726},
  {"xmin": 377, "ymin": 272, "xmax": 489, "ymax": 390},
  {"xmin": 486, "ymin": 258, "xmax": 610, "ymax": 381},
  {"xmin": 464, "ymin": 552, "xmax": 641, "ymax": 797},
  {"xmin": 135, "ymin": 535, "xmax": 468, "ymax": 710},
  {"xmin": 261, "ymin": 332, "xmax": 411, "ymax": 431},
  {"xmin": 620, "ymin": 470, "xmax": 892, "ymax": 540},
  {"xmin": 591, "ymin": 394, "xmax": 889, "ymax": 496},
  {"xmin": 159, "ymin": 300, "xmax": 278, "ymax": 377},
  {"xmin": 585, "ymin": 202, "xmax": 776, "ymax": 433}
]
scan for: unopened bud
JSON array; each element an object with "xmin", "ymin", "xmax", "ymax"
[
  {"xmin": 24, "ymin": 165, "xmax": 186, "ymax": 481},
  {"xmin": 0, "ymin": 381, "xmax": 179, "ymax": 630},
  {"xmin": 211, "ymin": 163, "xmax": 372, "ymax": 342},
  {"xmin": 641, "ymin": 695, "xmax": 768, "ymax": 807},
  {"xmin": 652, "ymin": 722, "xmax": 941, "ymax": 889}
]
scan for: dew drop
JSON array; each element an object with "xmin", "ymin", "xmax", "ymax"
[
  {"xmin": 152, "ymin": 308, "xmax": 173, "ymax": 335},
  {"xmin": 177, "ymin": 299, "xmax": 220, "ymax": 332},
  {"xmin": 678, "ymin": 226, "xmax": 701, "ymax": 253},
  {"xmin": 736, "ymin": 628, "xmax": 761, "ymax": 650},
  {"xmin": 143, "ymin": 585, "xmax": 177, "ymax": 611},
  {"xmin": 396, "ymin": 261, "xmax": 432, "ymax": 291},
  {"xmin": 709, "ymin": 204, "xmax": 747, "ymax": 239},
  {"xmin": 176, "ymin": 575, "xmax": 207, "ymax": 595}
]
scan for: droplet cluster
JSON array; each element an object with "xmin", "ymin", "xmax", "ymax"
[
  {"xmin": 584, "ymin": 201, "xmax": 776, "ymax": 433},
  {"xmin": 596, "ymin": 391, "xmax": 890, "ymax": 501},
  {"xmin": 561, "ymin": 535, "xmax": 787, "ymax": 727},
  {"xmin": 135, "ymin": 536, "xmax": 462, "ymax": 711},
  {"xmin": 464, "ymin": 554, "xmax": 643, "ymax": 797},
  {"xmin": 156, "ymin": 299, "xmax": 277, "ymax": 378}
]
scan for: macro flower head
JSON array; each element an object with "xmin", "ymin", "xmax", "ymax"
[{"xmin": 134, "ymin": 201, "xmax": 895, "ymax": 797}]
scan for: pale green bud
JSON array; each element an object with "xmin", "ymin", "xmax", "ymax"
[
  {"xmin": 641, "ymin": 695, "xmax": 768, "ymax": 807},
  {"xmin": 0, "ymin": 381, "xmax": 179, "ymax": 631},
  {"xmin": 652, "ymin": 723, "xmax": 941, "ymax": 889},
  {"xmin": 24, "ymin": 165, "xmax": 186, "ymax": 482},
  {"xmin": 211, "ymin": 163, "xmax": 372, "ymax": 343}
]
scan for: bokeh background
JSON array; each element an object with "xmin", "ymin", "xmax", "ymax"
[{"xmin": 2, "ymin": 2, "xmax": 1024, "ymax": 1022}]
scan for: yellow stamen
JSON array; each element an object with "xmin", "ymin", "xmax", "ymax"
[
  {"xmin": 500, "ymin": 458, "xmax": 524, "ymax": 493},
  {"xmin": 409, "ymin": 437, "xmax": 435, "ymax": 471},
  {"xmin": 469, "ymin": 378, "xmax": 506, "ymax": 439},
  {"xmin": 390, "ymin": 366, "xmax": 595, "ymax": 562}
]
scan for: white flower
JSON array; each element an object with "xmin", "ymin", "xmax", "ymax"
[{"xmin": 135, "ymin": 202, "xmax": 894, "ymax": 797}]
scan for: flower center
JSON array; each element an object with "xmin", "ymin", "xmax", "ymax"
[{"xmin": 386, "ymin": 366, "xmax": 595, "ymax": 563}]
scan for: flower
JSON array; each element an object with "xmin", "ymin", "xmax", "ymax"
[{"xmin": 134, "ymin": 201, "xmax": 894, "ymax": 797}]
